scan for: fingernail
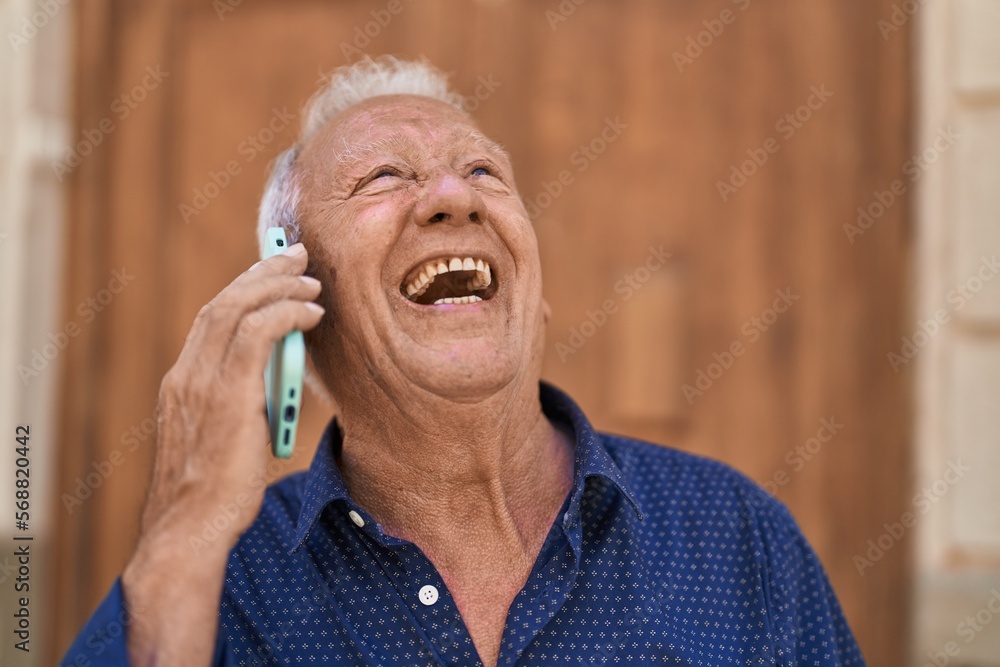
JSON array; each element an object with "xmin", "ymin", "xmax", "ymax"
[
  {"xmin": 300, "ymin": 276, "xmax": 321, "ymax": 287},
  {"xmin": 283, "ymin": 243, "xmax": 305, "ymax": 256},
  {"xmin": 248, "ymin": 261, "xmax": 262, "ymax": 271},
  {"xmin": 305, "ymin": 302, "xmax": 325, "ymax": 314}
]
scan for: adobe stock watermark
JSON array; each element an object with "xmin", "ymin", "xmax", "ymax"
[
  {"xmin": 180, "ymin": 106, "xmax": 295, "ymax": 224},
  {"xmin": 213, "ymin": 0, "xmax": 242, "ymax": 20},
  {"xmin": 7, "ymin": 0, "xmax": 69, "ymax": 53},
  {"xmin": 585, "ymin": 579, "xmax": 671, "ymax": 665},
  {"xmin": 672, "ymin": 0, "xmax": 752, "ymax": 73},
  {"xmin": 410, "ymin": 613, "xmax": 467, "ymax": 666},
  {"xmin": 338, "ymin": 0, "xmax": 414, "ymax": 59},
  {"xmin": 17, "ymin": 268, "xmax": 135, "ymax": 385},
  {"xmin": 682, "ymin": 288, "xmax": 799, "ymax": 405},
  {"xmin": 523, "ymin": 116, "xmax": 628, "ymax": 220},
  {"xmin": 887, "ymin": 255, "xmax": 1000, "ymax": 373},
  {"xmin": 61, "ymin": 602, "xmax": 146, "ymax": 666},
  {"xmin": 188, "ymin": 448, "xmax": 306, "ymax": 554},
  {"xmin": 61, "ymin": 410, "xmax": 159, "ymax": 514},
  {"xmin": 458, "ymin": 74, "xmax": 501, "ymax": 113},
  {"xmin": 922, "ymin": 589, "xmax": 1000, "ymax": 667},
  {"xmin": 51, "ymin": 65, "xmax": 170, "ymax": 182},
  {"xmin": 554, "ymin": 245, "xmax": 673, "ymax": 363},
  {"xmin": 246, "ymin": 584, "xmax": 331, "ymax": 665},
  {"xmin": 545, "ymin": 0, "xmax": 591, "ymax": 30},
  {"xmin": 758, "ymin": 417, "xmax": 843, "ymax": 496},
  {"xmin": 716, "ymin": 84, "xmax": 833, "ymax": 202},
  {"xmin": 844, "ymin": 126, "xmax": 958, "ymax": 244},
  {"xmin": 854, "ymin": 458, "xmax": 970, "ymax": 576},
  {"xmin": 877, "ymin": 0, "xmax": 928, "ymax": 41}
]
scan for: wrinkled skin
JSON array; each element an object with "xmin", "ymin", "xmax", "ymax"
[
  {"xmin": 122, "ymin": 95, "xmax": 572, "ymax": 667},
  {"xmin": 296, "ymin": 96, "xmax": 574, "ymax": 666},
  {"xmin": 297, "ymin": 95, "xmax": 546, "ymax": 405}
]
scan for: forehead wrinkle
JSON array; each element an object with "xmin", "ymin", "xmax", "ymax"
[
  {"xmin": 333, "ymin": 133, "xmax": 416, "ymax": 170},
  {"xmin": 466, "ymin": 131, "xmax": 510, "ymax": 162}
]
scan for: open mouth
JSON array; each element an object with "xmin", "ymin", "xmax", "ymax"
[{"xmin": 400, "ymin": 255, "xmax": 498, "ymax": 305}]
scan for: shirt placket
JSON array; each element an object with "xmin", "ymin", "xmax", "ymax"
[
  {"xmin": 341, "ymin": 502, "xmax": 482, "ymax": 667},
  {"xmin": 496, "ymin": 504, "xmax": 582, "ymax": 667},
  {"xmin": 388, "ymin": 543, "xmax": 479, "ymax": 667}
]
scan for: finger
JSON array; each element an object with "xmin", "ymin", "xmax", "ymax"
[
  {"xmin": 221, "ymin": 272, "xmax": 322, "ymax": 315},
  {"xmin": 177, "ymin": 265, "xmax": 320, "ymax": 373},
  {"xmin": 242, "ymin": 242, "xmax": 309, "ymax": 279},
  {"xmin": 221, "ymin": 299, "xmax": 325, "ymax": 379},
  {"xmin": 196, "ymin": 242, "xmax": 312, "ymax": 338}
]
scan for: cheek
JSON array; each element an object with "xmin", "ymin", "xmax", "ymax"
[
  {"xmin": 488, "ymin": 198, "xmax": 538, "ymax": 251},
  {"xmin": 305, "ymin": 216, "xmax": 384, "ymax": 278},
  {"xmin": 329, "ymin": 200, "xmax": 408, "ymax": 261},
  {"xmin": 304, "ymin": 236, "xmax": 395, "ymax": 334},
  {"xmin": 508, "ymin": 223, "xmax": 542, "ymax": 276}
]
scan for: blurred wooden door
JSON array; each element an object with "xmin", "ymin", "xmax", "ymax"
[{"xmin": 55, "ymin": 0, "xmax": 911, "ymax": 664}]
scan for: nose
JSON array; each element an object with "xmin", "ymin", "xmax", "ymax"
[{"xmin": 413, "ymin": 169, "xmax": 485, "ymax": 227}]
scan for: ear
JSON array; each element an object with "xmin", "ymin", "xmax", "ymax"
[{"xmin": 542, "ymin": 298, "xmax": 552, "ymax": 324}]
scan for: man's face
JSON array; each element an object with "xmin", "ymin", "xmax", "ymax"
[{"xmin": 295, "ymin": 95, "xmax": 546, "ymax": 405}]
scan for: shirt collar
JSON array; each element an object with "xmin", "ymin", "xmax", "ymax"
[
  {"xmin": 289, "ymin": 381, "xmax": 644, "ymax": 553},
  {"xmin": 289, "ymin": 415, "xmax": 350, "ymax": 553},
  {"xmin": 539, "ymin": 382, "xmax": 644, "ymax": 526}
]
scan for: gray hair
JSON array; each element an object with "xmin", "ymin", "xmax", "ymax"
[{"xmin": 256, "ymin": 56, "xmax": 467, "ymax": 257}]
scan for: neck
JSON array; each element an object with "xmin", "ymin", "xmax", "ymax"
[{"xmin": 335, "ymin": 377, "xmax": 575, "ymax": 572}]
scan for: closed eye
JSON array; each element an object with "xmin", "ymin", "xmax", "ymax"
[{"xmin": 352, "ymin": 165, "xmax": 404, "ymax": 194}]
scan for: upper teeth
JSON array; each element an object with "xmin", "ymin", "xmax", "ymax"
[{"xmin": 403, "ymin": 256, "xmax": 492, "ymax": 299}]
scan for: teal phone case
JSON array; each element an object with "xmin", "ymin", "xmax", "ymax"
[{"xmin": 263, "ymin": 228, "xmax": 305, "ymax": 458}]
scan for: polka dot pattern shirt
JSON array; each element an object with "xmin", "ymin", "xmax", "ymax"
[{"xmin": 62, "ymin": 382, "xmax": 864, "ymax": 666}]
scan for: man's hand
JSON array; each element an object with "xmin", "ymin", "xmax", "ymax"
[{"xmin": 122, "ymin": 242, "xmax": 323, "ymax": 666}]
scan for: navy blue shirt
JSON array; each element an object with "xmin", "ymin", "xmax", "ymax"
[{"xmin": 62, "ymin": 382, "xmax": 864, "ymax": 666}]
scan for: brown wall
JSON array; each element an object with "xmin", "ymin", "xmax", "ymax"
[{"xmin": 53, "ymin": 0, "xmax": 912, "ymax": 664}]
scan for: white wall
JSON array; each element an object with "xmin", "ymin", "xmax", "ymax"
[
  {"xmin": 915, "ymin": 0, "xmax": 1000, "ymax": 664},
  {"xmin": 0, "ymin": 2, "xmax": 71, "ymax": 665}
]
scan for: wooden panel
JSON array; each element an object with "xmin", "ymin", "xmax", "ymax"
[
  {"xmin": 54, "ymin": 1, "xmax": 912, "ymax": 664},
  {"xmin": 604, "ymin": 261, "xmax": 689, "ymax": 422}
]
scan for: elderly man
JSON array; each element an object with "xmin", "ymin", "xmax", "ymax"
[{"xmin": 63, "ymin": 57, "xmax": 863, "ymax": 667}]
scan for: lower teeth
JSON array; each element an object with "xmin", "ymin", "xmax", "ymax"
[{"xmin": 433, "ymin": 295, "xmax": 483, "ymax": 305}]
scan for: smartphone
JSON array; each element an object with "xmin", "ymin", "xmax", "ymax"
[{"xmin": 262, "ymin": 227, "xmax": 305, "ymax": 458}]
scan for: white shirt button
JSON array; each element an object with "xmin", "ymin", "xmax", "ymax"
[
  {"xmin": 418, "ymin": 585, "xmax": 439, "ymax": 606},
  {"xmin": 348, "ymin": 510, "xmax": 365, "ymax": 527}
]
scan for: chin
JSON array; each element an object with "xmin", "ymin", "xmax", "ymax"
[{"xmin": 393, "ymin": 337, "xmax": 522, "ymax": 403}]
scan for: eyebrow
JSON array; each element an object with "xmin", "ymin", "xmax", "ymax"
[
  {"xmin": 332, "ymin": 128, "xmax": 511, "ymax": 171},
  {"xmin": 466, "ymin": 131, "xmax": 511, "ymax": 162}
]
